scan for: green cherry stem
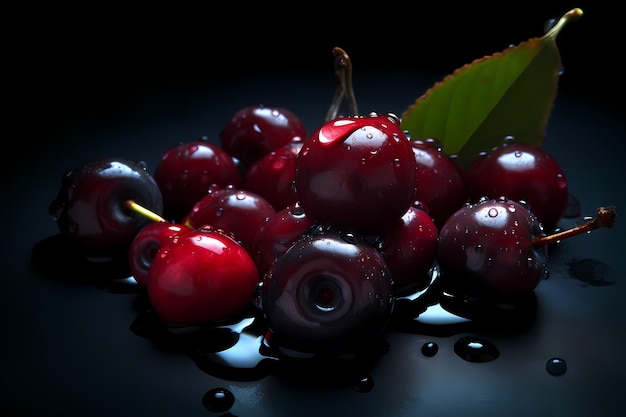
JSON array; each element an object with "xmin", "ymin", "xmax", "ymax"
[
  {"xmin": 325, "ymin": 47, "xmax": 358, "ymax": 122},
  {"xmin": 533, "ymin": 205, "xmax": 617, "ymax": 247},
  {"xmin": 125, "ymin": 199, "xmax": 167, "ymax": 223}
]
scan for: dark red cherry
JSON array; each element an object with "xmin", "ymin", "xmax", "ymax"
[
  {"xmin": 410, "ymin": 139, "xmax": 468, "ymax": 229},
  {"xmin": 148, "ymin": 226, "xmax": 260, "ymax": 325},
  {"xmin": 49, "ymin": 157, "xmax": 163, "ymax": 258},
  {"xmin": 183, "ymin": 186, "xmax": 276, "ymax": 251},
  {"xmin": 128, "ymin": 221, "xmax": 191, "ymax": 286},
  {"xmin": 258, "ymin": 226, "xmax": 394, "ymax": 354},
  {"xmin": 294, "ymin": 113, "xmax": 417, "ymax": 235},
  {"xmin": 469, "ymin": 143, "xmax": 569, "ymax": 228},
  {"xmin": 243, "ymin": 142, "xmax": 302, "ymax": 210},
  {"xmin": 219, "ymin": 105, "xmax": 307, "ymax": 169},
  {"xmin": 382, "ymin": 201, "xmax": 438, "ymax": 296},
  {"xmin": 153, "ymin": 137, "xmax": 241, "ymax": 221},
  {"xmin": 437, "ymin": 197, "xmax": 549, "ymax": 301},
  {"xmin": 249, "ymin": 201, "xmax": 314, "ymax": 277}
]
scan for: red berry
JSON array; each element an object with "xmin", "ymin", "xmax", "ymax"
[
  {"xmin": 382, "ymin": 201, "xmax": 438, "ymax": 295},
  {"xmin": 219, "ymin": 105, "xmax": 307, "ymax": 169},
  {"xmin": 259, "ymin": 227, "xmax": 394, "ymax": 354},
  {"xmin": 469, "ymin": 143, "xmax": 569, "ymax": 228},
  {"xmin": 183, "ymin": 186, "xmax": 276, "ymax": 251},
  {"xmin": 294, "ymin": 113, "xmax": 417, "ymax": 235},
  {"xmin": 48, "ymin": 157, "xmax": 164, "ymax": 258},
  {"xmin": 147, "ymin": 226, "xmax": 260, "ymax": 325},
  {"xmin": 243, "ymin": 142, "xmax": 302, "ymax": 210},
  {"xmin": 437, "ymin": 197, "xmax": 549, "ymax": 301},
  {"xmin": 153, "ymin": 138, "xmax": 241, "ymax": 221}
]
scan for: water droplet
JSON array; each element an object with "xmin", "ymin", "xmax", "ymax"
[
  {"xmin": 454, "ymin": 336, "xmax": 500, "ymax": 362},
  {"xmin": 421, "ymin": 341, "xmax": 438, "ymax": 357},
  {"xmin": 202, "ymin": 387, "xmax": 235, "ymax": 412},
  {"xmin": 545, "ymin": 357, "xmax": 567, "ymax": 376},
  {"xmin": 555, "ymin": 173, "xmax": 568, "ymax": 189},
  {"xmin": 352, "ymin": 375, "xmax": 374, "ymax": 393},
  {"xmin": 487, "ymin": 208, "xmax": 498, "ymax": 218}
]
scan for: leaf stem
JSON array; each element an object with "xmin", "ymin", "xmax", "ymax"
[{"xmin": 533, "ymin": 206, "xmax": 616, "ymax": 247}]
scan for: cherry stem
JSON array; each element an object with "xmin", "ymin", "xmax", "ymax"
[
  {"xmin": 125, "ymin": 199, "xmax": 167, "ymax": 223},
  {"xmin": 325, "ymin": 47, "xmax": 358, "ymax": 122},
  {"xmin": 532, "ymin": 206, "xmax": 617, "ymax": 247}
]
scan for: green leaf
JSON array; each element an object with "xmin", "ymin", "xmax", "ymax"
[{"xmin": 400, "ymin": 8, "xmax": 583, "ymax": 171}]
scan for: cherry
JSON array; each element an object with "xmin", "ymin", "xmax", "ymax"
[
  {"xmin": 243, "ymin": 142, "xmax": 303, "ymax": 210},
  {"xmin": 258, "ymin": 226, "xmax": 394, "ymax": 355},
  {"xmin": 249, "ymin": 201, "xmax": 314, "ymax": 278},
  {"xmin": 153, "ymin": 137, "xmax": 242, "ymax": 221},
  {"xmin": 410, "ymin": 138, "xmax": 468, "ymax": 229},
  {"xmin": 219, "ymin": 105, "xmax": 307, "ymax": 169},
  {"xmin": 48, "ymin": 157, "xmax": 164, "ymax": 258},
  {"xmin": 128, "ymin": 221, "xmax": 191, "ymax": 286},
  {"xmin": 182, "ymin": 185, "xmax": 276, "ymax": 251},
  {"xmin": 381, "ymin": 201, "xmax": 438, "ymax": 296},
  {"xmin": 294, "ymin": 112, "xmax": 417, "ymax": 235},
  {"xmin": 147, "ymin": 225, "xmax": 260, "ymax": 326},
  {"xmin": 437, "ymin": 197, "xmax": 549, "ymax": 301},
  {"xmin": 468, "ymin": 143, "xmax": 569, "ymax": 229}
]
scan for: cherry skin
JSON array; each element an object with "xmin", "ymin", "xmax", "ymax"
[
  {"xmin": 249, "ymin": 201, "xmax": 314, "ymax": 278},
  {"xmin": 219, "ymin": 104, "xmax": 307, "ymax": 169},
  {"xmin": 128, "ymin": 221, "xmax": 191, "ymax": 286},
  {"xmin": 243, "ymin": 142, "xmax": 303, "ymax": 211},
  {"xmin": 294, "ymin": 113, "xmax": 417, "ymax": 235},
  {"xmin": 437, "ymin": 197, "xmax": 549, "ymax": 301},
  {"xmin": 147, "ymin": 226, "xmax": 260, "ymax": 326},
  {"xmin": 153, "ymin": 137, "xmax": 242, "ymax": 221},
  {"xmin": 468, "ymin": 143, "xmax": 569, "ymax": 229},
  {"xmin": 183, "ymin": 185, "xmax": 276, "ymax": 251},
  {"xmin": 381, "ymin": 201, "xmax": 438, "ymax": 296},
  {"xmin": 258, "ymin": 226, "xmax": 394, "ymax": 355},
  {"xmin": 48, "ymin": 157, "xmax": 164, "ymax": 258},
  {"xmin": 410, "ymin": 139, "xmax": 468, "ymax": 230}
]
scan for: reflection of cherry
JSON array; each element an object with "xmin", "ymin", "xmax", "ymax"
[
  {"xmin": 259, "ymin": 227, "xmax": 393, "ymax": 355},
  {"xmin": 148, "ymin": 226, "xmax": 260, "ymax": 326}
]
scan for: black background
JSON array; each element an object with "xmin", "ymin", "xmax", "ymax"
[{"xmin": 11, "ymin": 1, "xmax": 622, "ymax": 144}]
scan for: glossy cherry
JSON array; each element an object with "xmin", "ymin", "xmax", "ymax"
[
  {"xmin": 437, "ymin": 197, "xmax": 549, "ymax": 301},
  {"xmin": 153, "ymin": 137, "xmax": 241, "ymax": 221},
  {"xmin": 148, "ymin": 226, "xmax": 260, "ymax": 326},
  {"xmin": 381, "ymin": 201, "xmax": 438, "ymax": 296},
  {"xmin": 243, "ymin": 142, "xmax": 303, "ymax": 211},
  {"xmin": 469, "ymin": 143, "xmax": 569, "ymax": 228},
  {"xmin": 219, "ymin": 105, "xmax": 307, "ymax": 169},
  {"xmin": 183, "ymin": 185, "xmax": 276, "ymax": 251},
  {"xmin": 249, "ymin": 201, "xmax": 314, "ymax": 278},
  {"xmin": 258, "ymin": 226, "xmax": 394, "ymax": 355},
  {"xmin": 410, "ymin": 138, "xmax": 468, "ymax": 229},
  {"xmin": 294, "ymin": 113, "xmax": 417, "ymax": 235},
  {"xmin": 48, "ymin": 157, "xmax": 164, "ymax": 258}
]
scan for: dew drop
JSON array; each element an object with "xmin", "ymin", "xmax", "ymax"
[
  {"xmin": 487, "ymin": 208, "xmax": 498, "ymax": 218},
  {"xmin": 202, "ymin": 387, "xmax": 235, "ymax": 412},
  {"xmin": 421, "ymin": 341, "xmax": 438, "ymax": 357},
  {"xmin": 555, "ymin": 173, "xmax": 568, "ymax": 189},
  {"xmin": 545, "ymin": 357, "xmax": 567, "ymax": 376},
  {"xmin": 454, "ymin": 336, "xmax": 499, "ymax": 362}
]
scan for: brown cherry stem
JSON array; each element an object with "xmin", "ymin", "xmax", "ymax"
[
  {"xmin": 325, "ymin": 47, "xmax": 358, "ymax": 122},
  {"xmin": 125, "ymin": 199, "xmax": 167, "ymax": 223},
  {"xmin": 533, "ymin": 206, "xmax": 617, "ymax": 247}
]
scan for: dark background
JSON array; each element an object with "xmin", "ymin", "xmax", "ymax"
[{"xmin": 12, "ymin": 1, "xmax": 622, "ymax": 145}]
